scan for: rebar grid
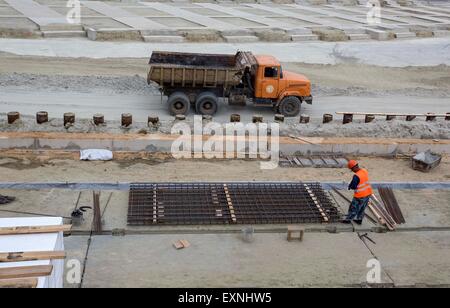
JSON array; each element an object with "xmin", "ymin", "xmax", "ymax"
[{"xmin": 127, "ymin": 182, "xmax": 341, "ymax": 225}]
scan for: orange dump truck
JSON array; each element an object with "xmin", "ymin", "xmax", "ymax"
[{"xmin": 148, "ymin": 51, "xmax": 312, "ymax": 117}]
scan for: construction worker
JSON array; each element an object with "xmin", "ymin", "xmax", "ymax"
[{"xmin": 342, "ymin": 160, "xmax": 373, "ymax": 225}]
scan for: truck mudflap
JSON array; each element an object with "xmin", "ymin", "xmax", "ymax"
[{"xmin": 303, "ymin": 96, "xmax": 313, "ymax": 105}]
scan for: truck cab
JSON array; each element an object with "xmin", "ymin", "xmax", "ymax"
[{"xmin": 253, "ymin": 55, "xmax": 312, "ymax": 116}]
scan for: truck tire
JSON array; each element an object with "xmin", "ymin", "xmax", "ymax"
[
  {"xmin": 196, "ymin": 92, "xmax": 218, "ymax": 116},
  {"xmin": 278, "ymin": 96, "xmax": 301, "ymax": 117},
  {"xmin": 168, "ymin": 92, "xmax": 190, "ymax": 116}
]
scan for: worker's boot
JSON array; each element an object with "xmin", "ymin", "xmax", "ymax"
[
  {"xmin": 353, "ymin": 220, "xmax": 363, "ymax": 225},
  {"xmin": 0, "ymin": 197, "xmax": 8, "ymax": 204},
  {"xmin": 341, "ymin": 219, "xmax": 351, "ymax": 224}
]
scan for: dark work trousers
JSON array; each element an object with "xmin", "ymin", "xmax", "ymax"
[{"xmin": 346, "ymin": 196, "xmax": 370, "ymax": 221}]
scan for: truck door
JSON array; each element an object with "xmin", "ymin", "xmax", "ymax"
[{"xmin": 259, "ymin": 66, "xmax": 280, "ymax": 99}]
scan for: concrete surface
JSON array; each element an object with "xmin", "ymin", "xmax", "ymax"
[
  {"xmin": 79, "ymin": 233, "xmax": 379, "ymax": 287},
  {"xmin": 60, "ymin": 230, "xmax": 450, "ymax": 288},
  {"xmin": 1, "ymin": 36, "xmax": 449, "ymax": 66},
  {"xmin": 0, "ymin": 156, "xmax": 449, "ymax": 287},
  {"xmin": 0, "ymin": 1, "xmax": 449, "ymax": 41},
  {"xmin": 1, "ymin": 90, "xmax": 448, "ymax": 122}
]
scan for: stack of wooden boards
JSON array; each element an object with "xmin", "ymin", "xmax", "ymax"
[
  {"xmin": 0, "ymin": 224, "xmax": 71, "ymax": 288},
  {"xmin": 368, "ymin": 187, "xmax": 405, "ymax": 231}
]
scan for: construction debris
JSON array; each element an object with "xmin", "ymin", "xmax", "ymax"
[
  {"xmin": 412, "ymin": 150, "xmax": 442, "ymax": 172},
  {"xmin": 378, "ymin": 187, "xmax": 406, "ymax": 225}
]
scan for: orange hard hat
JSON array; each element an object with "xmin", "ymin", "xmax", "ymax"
[{"xmin": 347, "ymin": 160, "xmax": 358, "ymax": 169}]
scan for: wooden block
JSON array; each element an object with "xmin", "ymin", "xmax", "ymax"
[
  {"xmin": 180, "ymin": 240, "xmax": 190, "ymax": 248},
  {"xmin": 0, "ymin": 278, "xmax": 38, "ymax": 288},
  {"xmin": 173, "ymin": 240, "xmax": 190, "ymax": 249},
  {"xmin": 0, "ymin": 225, "xmax": 71, "ymax": 236},
  {"xmin": 0, "ymin": 251, "xmax": 66, "ymax": 263},
  {"xmin": 173, "ymin": 241, "xmax": 184, "ymax": 250},
  {"xmin": 0, "ymin": 265, "xmax": 53, "ymax": 279},
  {"xmin": 287, "ymin": 226, "xmax": 305, "ymax": 242}
]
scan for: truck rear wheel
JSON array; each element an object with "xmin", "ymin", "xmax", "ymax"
[
  {"xmin": 279, "ymin": 96, "xmax": 301, "ymax": 117},
  {"xmin": 168, "ymin": 92, "xmax": 190, "ymax": 116},
  {"xmin": 196, "ymin": 92, "xmax": 218, "ymax": 116}
]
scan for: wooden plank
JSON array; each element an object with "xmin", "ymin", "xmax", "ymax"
[
  {"xmin": 223, "ymin": 184, "xmax": 237, "ymax": 223},
  {"xmin": 368, "ymin": 201, "xmax": 395, "ymax": 231},
  {"xmin": 0, "ymin": 265, "xmax": 53, "ymax": 280},
  {"xmin": 0, "ymin": 278, "xmax": 38, "ymax": 288},
  {"xmin": 304, "ymin": 184, "xmax": 329, "ymax": 223},
  {"xmin": 0, "ymin": 225, "xmax": 71, "ymax": 236},
  {"xmin": 0, "ymin": 251, "xmax": 66, "ymax": 263}
]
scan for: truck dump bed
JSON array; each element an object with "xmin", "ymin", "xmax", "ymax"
[{"xmin": 148, "ymin": 51, "xmax": 255, "ymax": 88}]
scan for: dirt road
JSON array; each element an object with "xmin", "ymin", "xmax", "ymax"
[{"xmin": 1, "ymin": 54, "xmax": 449, "ymax": 122}]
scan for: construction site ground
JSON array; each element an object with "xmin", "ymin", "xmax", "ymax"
[
  {"xmin": 1, "ymin": 156, "xmax": 450, "ymax": 287},
  {"xmin": 1, "ymin": 1, "xmax": 449, "ymax": 288}
]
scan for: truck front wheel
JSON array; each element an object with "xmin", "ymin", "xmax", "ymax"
[
  {"xmin": 168, "ymin": 92, "xmax": 190, "ymax": 115},
  {"xmin": 278, "ymin": 96, "xmax": 301, "ymax": 117},
  {"xmin": 196, "ymin": 92, "xmax": 218, "ymax": 116}
]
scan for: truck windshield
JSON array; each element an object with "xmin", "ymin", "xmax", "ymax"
[{"xmin": 264, "ymin": 67, "xmax": 278, "ymax": 78}]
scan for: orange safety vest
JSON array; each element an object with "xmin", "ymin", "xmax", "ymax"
[{"xmin": 354, "ymin": 168, "xmax": 373, "ymax": 198}]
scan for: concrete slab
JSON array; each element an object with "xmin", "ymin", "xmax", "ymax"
[
  {"xmin": 81, "ymin": 17, "xmax": 131, "ymax": 29},
  {"xmin": 389, "ymin": 190, "xmax": 450, "ymax": 230},
  {"xmin": 368, "ymin": 231, "xmax": 450, "ymax": 286},
  {"xmin": 82, "ymin": 1, "xmax": 168, "ymax": 30},
  {"xmin": 0, "ymin": 17, "xmax": 39, "ymax": 30},
  {"xmin": 4, "ymin": 0, "xmax": 74, "ymax": 28},
  {"xmin": 145, "ymin": 2, "xmax": 242, "ymax": 30},
  {"xmin": 81, "ymin": 233, "xmax": 380, "ymax": 287}
]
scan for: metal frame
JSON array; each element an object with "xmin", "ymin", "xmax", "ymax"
[{"xmin": 127, "ymin": 182, "xmax": 341, "ymax": 226}]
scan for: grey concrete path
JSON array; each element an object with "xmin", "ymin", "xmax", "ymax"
[{"xmin": 1, "ymin": 89, "xmax": 448, "ymax": 122}]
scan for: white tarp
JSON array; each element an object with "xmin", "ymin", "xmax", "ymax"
[
  {"xmin": 80, "ymin": 149, "xmax": 113, "ymax": 161},
  {"xmin": 0, "ymin": 217, "xmax": 65, "ymax": 288}
]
